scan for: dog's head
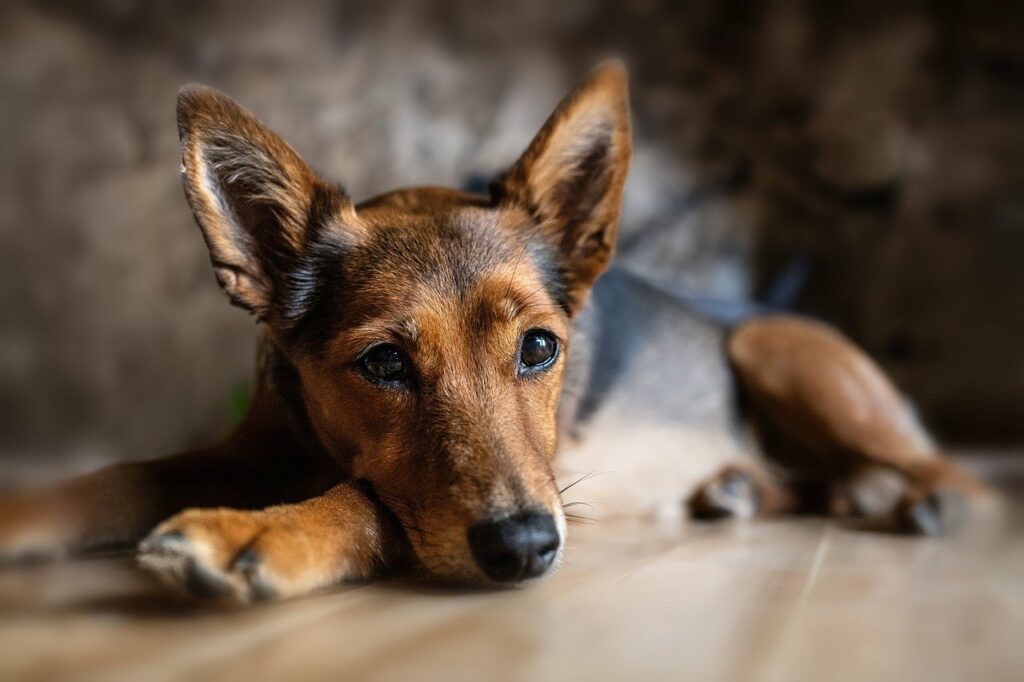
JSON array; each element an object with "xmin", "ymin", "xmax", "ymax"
[{"xmin": 176, "ymin": 63, "xmax": 631, "ymax": 584}]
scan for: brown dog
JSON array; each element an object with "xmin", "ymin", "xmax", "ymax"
[{"xmin": 0, "ymin": 63, "xmax": 983, "ymax": 602}]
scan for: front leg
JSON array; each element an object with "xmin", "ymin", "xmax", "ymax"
[
  {"xmin": 0, "ymin": 383, "xmax": 340, "ymax": 562},
  {"xmin": 138, "ymin": 482, "xmax": 408, "ymax": 603},
  {"xmin": 687, "ymin": 463, "xmax": 800, "ymax": 520}
]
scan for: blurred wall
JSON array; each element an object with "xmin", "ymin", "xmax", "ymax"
[{"xmin": 0, "ymin": 0, "xmax": 1021, "ymax": 468}]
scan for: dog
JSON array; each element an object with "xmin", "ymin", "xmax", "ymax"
[{"xmin": 0, "ymin": 62, "xmax": 984, "ymax": 603}]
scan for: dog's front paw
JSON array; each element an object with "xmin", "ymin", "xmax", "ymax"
[
  {"xmin": 687, "ymin": 467, "xmax": 761, "ymax": 520},
  {"xmin": 138, "ymin": 508, "xmax": 341, "ymax": 604}
]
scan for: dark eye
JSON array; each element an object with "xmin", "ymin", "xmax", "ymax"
[
  {"xmin": 357, "ymin": 344, "xmax": 410, "ymax": 386},
  {"xmin": 519, "ymin": 330, "xmax": 559, "ymax": 373}
]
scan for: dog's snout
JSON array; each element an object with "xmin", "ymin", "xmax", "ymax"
[{"xmin": 468, "ymin": 512, "xmax": 559, "ymax": 583}]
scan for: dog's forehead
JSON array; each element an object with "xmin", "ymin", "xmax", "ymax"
[
  {"xmin": 288, "ymin": 192, "xmax": 567, "ymax": 352},
  {"xmin": 346, "ymin": 206, "xmax": 519, "ymax": 293},
  {"xmin": 312, "ymin": 202, "xmax": 554, "ymax": 325}
]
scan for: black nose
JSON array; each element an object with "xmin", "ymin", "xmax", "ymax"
[{"xmin": 468, "ymin": 512, "xmax": 560, "ymax": 582}]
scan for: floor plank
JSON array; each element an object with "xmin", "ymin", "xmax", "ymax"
[{"xmin": 0, "ymin": 492, "xmax": 1020, "ymax": 682}]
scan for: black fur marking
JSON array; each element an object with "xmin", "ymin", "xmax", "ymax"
[
  {"xmin": 528, "ymin": 244, "xmax": 572, "ymax": 315},
  {"xmin": 460, "ymin": 172, "xmax": 494, "ymax": 197},
  {"xmin": 281, "ymin": 240, "xmax": 348, "ymax": 350},
  {"xmin": 279, "ymin": 184, "xmax": 349, "ymax": 348},
  {"xmin": 265, "ymin": 343, "xmax": 333, "ymax": 461}
]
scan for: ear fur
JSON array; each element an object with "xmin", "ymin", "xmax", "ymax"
[
  {"xmin": 499, "ymin": 61, "xmax": 632, "ymax": 314},
  {"xmin": 176, "ymin": 84, "xmax": 355, "ymax": 320}
]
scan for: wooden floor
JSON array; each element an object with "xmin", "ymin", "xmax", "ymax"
[{"xmin": 1, "ymin": 480, "xmax": 1021, "ymax": 682}]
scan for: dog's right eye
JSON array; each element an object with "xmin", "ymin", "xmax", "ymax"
[{"xmin": 357, "ymin": 344, "xmax": 410, "ymax": 386}]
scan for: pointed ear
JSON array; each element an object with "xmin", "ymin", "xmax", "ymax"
[
  {"xmin": 498, "ymin": 61, "xmax": 632, "ymax": 315},
  {"xmin": 176, "ymin": 84, "xmax": 355, "ymax": 321}
]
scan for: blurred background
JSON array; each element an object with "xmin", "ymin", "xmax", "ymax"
[{"xmin": 0, "ymin": 0, "xmax": 1021, "ymax": 473}]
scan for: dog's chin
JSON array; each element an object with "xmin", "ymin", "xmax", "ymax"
[
  {"xmin": 418, "ymin": 562, "xmax": 492, "ymax": 587},
  {"xmin": 414, "ymin": 556, "xmax": 563, "ymax": 588}
]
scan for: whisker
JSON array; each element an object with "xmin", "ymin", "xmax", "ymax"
[
  {"xmin": 564, "ymin": 513, "xmax": 601, "ymax": 526},
  {"xmin": 520, "ymin": 275, "xmax": 564, "ymax": 303},
  {"xmin": 562, "ymin": 501, "xmax": 594, "ymax": 510},
  {"xmin": 559, "ymin": 471, "xmax": 606, "ymax": 495}
]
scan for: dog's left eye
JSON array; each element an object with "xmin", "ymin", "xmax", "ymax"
[
  {"xmin": 519, "ymin": 330, "xmax": 559, "ymax": 373},
  {"xmin": 357, "ymin": 344, "xmax": 410, "ymax": 386}
]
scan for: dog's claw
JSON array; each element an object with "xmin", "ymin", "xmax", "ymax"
[
  {"xmin": 139, "ymin": 530, "xmax": 232, "ymax": 600},
  {"xmin": 184, "ymin": 558, "xmax": 234, "ymax": 599},
  {"xmin": 897, "ymin": 489, "xmax": 966, "ymax": 536},
  {"xmin": 138, "ymin": 530, "xmax": 186, "ymax": 554},
  {"xmin": 232, "ymin": 547, "xmax": 261, "ymax": 572},
  {"xmin": 229, "ymin": 548, "xmax": 278, "ymax": 602}
]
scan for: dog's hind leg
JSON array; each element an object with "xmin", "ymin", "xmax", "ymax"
[{"xmin": 725, "ymin": 315, "xmax": 986, "ymax": 535}]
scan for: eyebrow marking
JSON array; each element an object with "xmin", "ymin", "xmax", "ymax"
[
  {"xmin": 395, "ymin": 317, "xmax": 420, "ymax": 344},
  {"xmin": 343, "ymin": 316, "xmax": 421, "ymax": 354},
  {"xmin": 498, "ymin": 297, "xmax": 520, "ymax": 322}
]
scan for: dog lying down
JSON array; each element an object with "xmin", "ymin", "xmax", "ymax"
[{"xmin": 0, "ymin": 62, "xmax": 987, "ymax": 603}]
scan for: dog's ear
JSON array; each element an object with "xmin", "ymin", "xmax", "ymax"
[
  {"xmin": 499, "ymin": 61, "xmax": 632, "ymax": 315},
  {"xmin": 176, "ymin": 84, "xmax": 356, "ymax": 320}
]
